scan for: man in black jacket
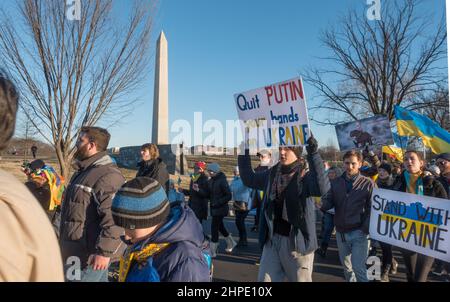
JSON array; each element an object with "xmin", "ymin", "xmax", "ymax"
[{"xmin": 321, "ymin": 150, "xmax": 375, "ymax": 282}]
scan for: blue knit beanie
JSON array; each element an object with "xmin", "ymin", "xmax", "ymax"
[{"xmin": 112, "ymin": 177, "xmax": 170, "ymax": 230}]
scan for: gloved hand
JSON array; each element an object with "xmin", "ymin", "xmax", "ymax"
[{"xmin": 306, "ymin": 135, "xmax": 318, "ymax": 154}]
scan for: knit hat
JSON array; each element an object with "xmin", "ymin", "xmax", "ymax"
[
  {"xmin": 194, "ymin": 161, "xmax": 207, "ymax": 171},
  {"xmin": 207, "ymin": 163, "xmax": 221, "ymax": 173},
  {"xmin": 378, "ymin": 163, "xmax": 392, "ymax": 175},
  {"xmin": 112, "ymin": 177, "xmax": 170, "ymax": 230}
]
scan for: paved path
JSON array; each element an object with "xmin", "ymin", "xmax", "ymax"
[{"xmin": 206, "ymin": 214, "xmax": 446, "ymax": 282}]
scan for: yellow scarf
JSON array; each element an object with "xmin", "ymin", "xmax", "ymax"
[
  {"xmin": 118, "ymin": 242, "xmax": 169, "ymax": 282},
  {"xmin": 406, "ymin": 172, "xmax": 422, "ymax": 194}
]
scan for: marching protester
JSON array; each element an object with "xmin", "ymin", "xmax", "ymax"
[
  {"xmin": 112, "ymin": 177, "xmax": 211, "ymax": 282},
  {"xmin": 230, "ymin": 166, "xmax": 253, "ymax": 247},
  {"xmin": 431, "ymin": 153, "xmax": 450, "ymax": 280},
  {"xmin": 251, "ymin": 150, "xmax": 272, "ymax": 232},
  {"xmin": 0, "ymin": 72, "xmax": 63, "ymax": 281},
  {"xmin": 31, "ymin": 145, "xmax": 38, "ymax": 159},
  {"xmin": 317, "ymin": 166, "xmax": 341, "ymax": 258},
  {"xmin": 321, "ymin": 150, "xmax": 375, "ymax": 282},
  {"xmin": 193, "ymin": 163, "xmax": 236, "ymax": 257},
  {"xmin": 182, "ymin": 161, "xmax": 210, "ymax": 226},
  {"xmin": 22, "ymin": 159, "xmax": 65, "ymax": 221},
  {"xmin": 59, "ymin": 126, "xmax": 126, "ymax": 282},
  {"xmin": 137, "ymin": 143, "xmax": 170, "ymax": 192},
  {"xmin": 239, "ymin": 136, "xmax": 330, "ymax": 282},
  {"xmin": 392, "ymin": 150, "xmax": 448, "ymax": 282},
  {"xmin": 375, "ymin": 162, "xmax": 398, "ymax": 282}
]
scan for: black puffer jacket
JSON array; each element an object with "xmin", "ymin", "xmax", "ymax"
[
  {"xmin": 183, "ymin": 173, "xmax": 210, "ymax": 221},
  {"xmin": 136, "ymin": 158, "xmax": 169, "ymax": 192},
  {"xmin": 201, "ymin": 172, "xmax": 231, "ymax": 217},
  {"xmin": 392, "ymin": 171, "xmax": 448, "ymax": 199}
]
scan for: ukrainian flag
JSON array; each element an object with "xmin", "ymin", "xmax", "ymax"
[
  {"xmin": 382, "ymin": 145, "xmax": 404, "ymax": 162},
  {"xmin": 394, "ymin": 105, "xmax": 450, "ymax": 154}
]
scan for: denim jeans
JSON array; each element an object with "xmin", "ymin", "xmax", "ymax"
[
  {"xmin": 320, "ymin": 212, "xmax": 335, "ymax": 246},
  {"xmin": 336, "ymin": 230, "xmax": 370, "ymax": 282},
  {"xmin": 258, "ymin": 234, "xmax": 315, "ymax": 282},
  {"xmin": 235, "ymin": 210, "xmax": 249, "ymax": 241},
  {"xmin": 80, "ymin": 265, "xmax": 109, "ymax": 282}
]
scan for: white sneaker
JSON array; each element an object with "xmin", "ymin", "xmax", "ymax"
[
  {"xmin": 210, "ymin": 241, "xmax": 218, "ymax": 258},
  {"xmin": 225, "ymin": 235, "xmax": 237, "ymax": 253}
]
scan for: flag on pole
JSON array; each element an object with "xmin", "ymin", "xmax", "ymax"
[{"xmin": 394, "ymin": 105, "xmax": 450, "ymax": 154}]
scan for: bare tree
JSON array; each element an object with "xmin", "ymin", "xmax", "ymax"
[
  {"xmin": 18, "ymin": 114, "xmax": 39, "ymax": 160},
  {"xmin": 304, "ymin": 0, "xmax": 447, "ymax": 125},
  {"xmin": 407, "ymin": 86, "xmax": 449, "ymax": 131},
  {"xmin": 0, "ymin": 0, "xmax": 154, "ymax": 178}
]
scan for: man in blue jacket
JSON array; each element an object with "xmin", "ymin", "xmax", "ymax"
[
  {"xmin": 112, "ymin": 177, "xmax": 211, "ymax": 282},
  {"xmin": 238, "ymin": 136, "xmax": 329, "ymax": 282}
]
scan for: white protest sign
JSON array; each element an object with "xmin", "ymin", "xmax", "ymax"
[
  {"xmin": 369, "ymin": 188, "xmax": 450, "ymax": 262},
  {"xmin": 234, "ymin": 77, "xmax": 311, "ymax": 150}
]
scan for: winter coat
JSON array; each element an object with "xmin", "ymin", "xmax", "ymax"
[
  {"xmin": 122, "ymin": 204, "xmax": 211, "ymax": 282},
  {"xmin": 136, "ymin": 158, "xmax": 170, "ymax": 193},
  {"xmin": 238, "ymin": 151, "xmax": 330, "ymax": 255},
  {"xmin": 436, "ymin": 175, "xmax": 450, "ymax": 199},
  {"xmin": 392, "ymin": 171, "xmax": 448, "ymax": 200},
  {"xmin": 59, "ymin": 151, "xmax": 126, "ymax": 267},
  {"xmin": 230, "ymin": 176, "xmax": 252, "ymax": 203},
  {"xmin": 202, "ymin": 172, "xmax": 232, "ymax": 217},
  {"xmin": 0, "ymin": 169, "xmax": 64, "ymax": 281},
  {"xmin": 321, "ymin": 173, "xmax": 375, "ymax": 234},
  {"xmin": 183, "ymin": 173, "xmax": 210, "ymax": 221}
]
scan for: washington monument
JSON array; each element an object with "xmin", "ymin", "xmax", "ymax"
[{"xmin": 152, "ymin": 31, "xmax": 169, "ymax": 144}]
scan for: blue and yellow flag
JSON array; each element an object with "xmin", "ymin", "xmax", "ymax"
[{"xmin": 394, "ymin": 105, "xmax": 450, "ymax": 154}]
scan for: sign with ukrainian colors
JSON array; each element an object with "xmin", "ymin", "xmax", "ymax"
[
  {"xmin": 369, "ymin": 188, "xmax": 450, "ymax": 262},
  {"xmin": 234, "ymin": 77, "xmax": 311, "ymax": 149}
]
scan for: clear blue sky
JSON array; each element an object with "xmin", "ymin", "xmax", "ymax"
[{"xmin": 6, "ymin": 0, "xmax": 447, "ymax": 149}]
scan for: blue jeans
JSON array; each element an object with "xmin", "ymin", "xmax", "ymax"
[
  {"xmin": 336, "ymin": 230, "xmax": 370, "ymax": 282},
  {"xmin": 320, "ymin": 213, "xmax": 335, "ymax": 246},
  {"xmin": 80, "ymin": 266, "xmax": 109, "ymax": 282}
]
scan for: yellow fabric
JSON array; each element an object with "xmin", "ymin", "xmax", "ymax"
[
  {"xmin": 119, "ymin": 242, "xmax": 169, "ymax": 282},
  {"xmin": 382, "ymin": 145, "xmax": 404, "ymax": 162},
  {"xmin": 397, "ymin": 120, "xmax": 450, "ymax": 154},
  {"xmin": 406, "ymin": 172, "xmax": 422, "ymax": 194}
]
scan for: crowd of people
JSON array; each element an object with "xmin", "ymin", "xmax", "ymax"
[{"xmin": 1, "ymin": 72, "xmax": 449, "ymax": 283}]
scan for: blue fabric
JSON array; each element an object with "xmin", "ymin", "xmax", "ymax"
[
  {"xmin": 395, "ymin": 105, "xmax": 450, "ymax": 143},
  {"xmin": 230, "ymin": 176, "xmax": 252, "ymax": 203},
  {"xmin": 125, "ymin": 205, "xmax": 211, "ymax": 282},
  {"xmin": 168, "ymin": 189, "xmax": 185, "ymax": 204},
  {"xmin": 112, "ymin": 186, "xmax": 167, "ymax": 212}
]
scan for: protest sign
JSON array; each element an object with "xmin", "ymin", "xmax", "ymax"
[
  {"xmin": 335, "ymin": 115, "xmax": 393, "ymax": 151},
  {"xmin": 369, "ymin": 188, "xmax": 450, "ymax": 262},
  {"xmin": 234, "ymin": 77, "xmax": 310, "ymax": 150}
]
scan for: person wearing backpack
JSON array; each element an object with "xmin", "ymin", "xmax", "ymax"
[{"xmin": 112, "ymin": 177, "xmax": 212, "ymax": 282}]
